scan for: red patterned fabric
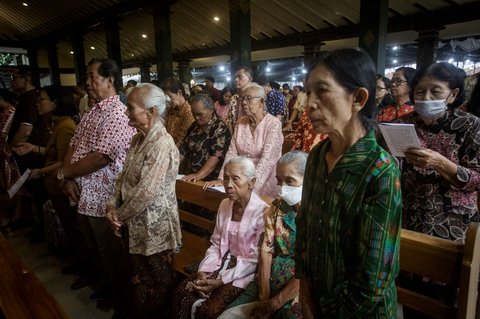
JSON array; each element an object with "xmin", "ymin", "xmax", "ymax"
[
  {"xmin": 291, "ymin": 110, "xmax": 328, "ymax": 153},
  {"xmin": 70, "ymin": 95, "xmax": 135, "ymax": 217},
  {"xmin": 376, "ymin": 103, "xmax": 414, "ymax": 122}
]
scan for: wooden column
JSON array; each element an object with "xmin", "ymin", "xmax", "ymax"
[
  {"xmin": 47, "ymin": 40, "xmax": 61, "ymax": 86},
  {"xmin": 359, "ymin": 0, "xmax": 388, "ymax": 73},
  {"xmin": 416, "ymin": 29, "xmax": 441, "ymax": 70},
  {"xmin": 72, "ymin": 33, "xmax": 86, "ymax": 85},
  {"xmin": 303, "ymin": 43, "xmax": 324, "ymax": 69},
  {"xmin": 140, "ymin": 63, "xmax": 151, "ymax": 83},
  {"xmin": 229, "ymin": 0, "xmax": 251, "ymax": 75},
  {"xmin": 178, "ymin": 60, "xmax": 192, "ymax": 84},
  {"xmin": 153, "ymin": 3, "xmax": 174, "ymax": 83},
  {"xmin": 105, "ymin": 16, "xmax": 122, "ymax": 69},
  {"xmin": 26, "ymin": 46, "xmax": 40, "ymax": 88}
]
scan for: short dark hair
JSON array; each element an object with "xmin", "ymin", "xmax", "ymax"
[
  {"xmin": 127, "ymin": 80, "xmax": 137, "ymax": 86},
  {"xmin": 293, "ymin": 85, "xmax": 304, "ymax": 92},
  {"xmin": 237, "ymin": 66, "xmax": 253, "ymax": 80},
  {"xmin": 413, "ymin": 62, "xmax": 466, "ymax": 108},
  {"xmin": 0, "ymin": 88, "xmax": 16, "ymax": 105},
  {"xmin": 307, "ymin": 48, "xmax": 377, "ymax": 131},
  {"xmin": 282, "ymin": 83, "xmax": 290, "ymax": 90},
  {"xmin": 41, "ymin": 85, "xmax": 78, "ymax": 117},
  {"xmin": 161, "ymin": 77, "xmax": 185, "ymax": 96},
  {"xmin": 88, "ymin": 58, "xmax": 123, "ymax": 92},
  {"xmin": 219, "ymin": 85, "xmax": 236, "ymax": 105},
  {"xmin": 376, "ymin": 74, "xmax": 391, "ymax": 89},
  {"xmin": 270, "ymin": 81, "xmax": 281, "ymax": 91},
  {"xmin": 14, "ymin": 66, "xmax": 34, "ymax": 84},
  {"xmin": 395, "ymin": 67, "xmax": 417, "ymax": 100},
  {"xmin": 205, "ymin": 76, "xmax": 215, "ymax": 83}
]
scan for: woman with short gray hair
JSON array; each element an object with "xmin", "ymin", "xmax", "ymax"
[
  {"xmin": 205, "ymin": 84, "xmax": 284, "ymax": 198},
  {"xmin": 106, "ymin": 83, "xmax": 182, "ymax": 318},
  {"xmin": 173, "ymin": 156, "xmax": 269, "ymax": 319},
  {"xmin": 179, "ymin": 93, "xmax": 231, "ymax": 181}
]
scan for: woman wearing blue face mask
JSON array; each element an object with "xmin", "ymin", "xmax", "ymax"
[
  {"xmin": 218, "ymin": 151, "xmax": 307, "ymax": 319},
  {"xmin": 399, "ymin": 62, "xmax": 480, "ymax": 243}
]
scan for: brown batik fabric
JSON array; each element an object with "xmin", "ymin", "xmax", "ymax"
[{"xmin": 172, "ymin": 252, "xmax": 244, "ymax": 319}]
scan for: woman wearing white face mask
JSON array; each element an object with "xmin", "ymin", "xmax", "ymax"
[
  {"xmin": 218, "ymin": 151, "xmax": 307, "ymax": 319},
  {"xmin": 398, "ymin": 62, "xmax": 480, "ymax": 243}
]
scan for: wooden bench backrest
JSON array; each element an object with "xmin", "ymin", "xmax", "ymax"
[
  {"xmin": 0, "ymin": 234, "xmax": 68, "ymax": 319},
  {"xmin": 174, "ymin": 180, "xmax": 228, "ymax": 275},
  {"xmin": 398, "ymin": 224, "xmax": 480, "ymax": 319}
]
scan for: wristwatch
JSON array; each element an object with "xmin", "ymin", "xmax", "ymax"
[{"xmin": 56, "ymin": 168, "xmax": 65, "ymax": 181}]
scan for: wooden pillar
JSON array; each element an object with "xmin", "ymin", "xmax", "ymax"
[
  {"xmin": 47, "ymin": 40, "xmax": 61, "ymax": 86},
  {"xmin": 153, "ymin": 3, "xmax": 174, "ymax": 83},
  {"xmin": 178, "ymin": 60, "xmax": 192, "ymax": 84},
  {"xmin": 229, "ymin": 0, "xmax": 251, "ymax": 75},
  {"xmin": 303, "ymin": 43, "xmax": 324, "ymax": 69},
  {"xmin": 140, "ymin": 63, "xmax": 151, "ymax": 83},
  {"xmin": 359, "ymin": 0, "xmax": 388, "ymax": 73},
  {"xmin": 416, "ymin": 29, "xmax": 441, "ymax": 70},
  {"xmin": 27, "ymin": 46, "xmax": 40, "ymax": 88},
  {"xmin": 105, "ymin": 16, "xmax": 122, "ymax": 69},
  {"xmin": 72, "ymin": 33, "xmax": 86, "ymax": 85}
]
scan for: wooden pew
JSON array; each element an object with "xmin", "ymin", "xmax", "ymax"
[
  {"xmin": 174, "ymin": 180, "xmax": 227, "ymax": 276},
  {"xmin": 398, "ymin": 224, "xmax": 480, "ymax": 319},
  {"xmin": 0, "ymin": 234, "xmax": 69, "ymax": 319}
]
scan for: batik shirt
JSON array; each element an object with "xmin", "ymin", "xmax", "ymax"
[
  {"xmin": 295, "ymin": 130, "xmax": 402, "ymax": 318},
  {"xmin": 70, "ymin": 95, "xmax": 135, "ymax": 217},
  {"xmin": 291, "ymin": 110, "xmax": 328, "ymax": 153},
  {"xmin": 396, "ymin": 109, "xmax": 480, "ymax": 243},
  {"xmin": 179, "ymin": 113, "xmax": 231, "ymax": 181},
  {"xmin": 376, "ymin": 101, "xmax": 414, "ymax": 122},
  {"xmin": 165, "ymin": 101, "xmax": 195, "ymax": 147},
  {"xmin": 266, "ymin": 90, "xmax": 285, "ymax": 117}
]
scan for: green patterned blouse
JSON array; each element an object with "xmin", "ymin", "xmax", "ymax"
[{"xmin": 295, "ymin": 130, "xmax": 402, "ymax": 318}]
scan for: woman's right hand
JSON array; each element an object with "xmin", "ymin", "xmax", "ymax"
[
  {"xmin": 13, "ymin": 142, "xmax": 34, "ymax": 156},
  {"xmin": 202, "ymin": 179, "xmax": 223, "ymax": 190},
  {"xmin": 106, "ymin": 206, "xmax": 123, "ymax": 237}
]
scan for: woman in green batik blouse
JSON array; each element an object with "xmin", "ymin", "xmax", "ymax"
[{"xmin": 295, "ymin": 48, "xmax": 402, "ymax": 318}]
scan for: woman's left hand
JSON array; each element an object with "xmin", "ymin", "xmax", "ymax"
[
  {"xmin": 182, "ymin": 173, "xmax": 201, "ymax": 182},
  {"xmin": 29, "ymin": 169, "xmax": 43, "ymax": 180},
  {"xmin": 405, "ymin": 148, "xmax": 446, "ymax": 170},
  {"xmin": 192, "ymin": 278, "xmax": 223, "ymax": 298},
  {"xmin": 250, "ymin": 299, "xmax": 278, "ymax": 318},
  {"xmin": 106, "ymin": 206, "xmax": 123, "ymax": 237}
]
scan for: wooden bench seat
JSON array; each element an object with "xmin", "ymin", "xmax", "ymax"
[
  {"xmin": 174, "ymin": 180, "xmax": 227, "ymax": 276},
  {"xmin": 398, "ymin": 224, "xmax": 480, "ymax": 318},
  {"xmin": 0, "ymin": 234, "xmax": 69, "ymax": 319}
]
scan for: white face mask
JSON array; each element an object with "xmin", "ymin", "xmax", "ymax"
[
  {"xmin": 279, "ymin": 185, "xmax": 303, "ymax": 206},
  {"xmin": 414, "ymin": 99, "xmax": 447, "ymax": 120}
]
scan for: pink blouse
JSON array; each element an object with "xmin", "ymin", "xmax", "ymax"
[
  {"xmin": 198, "ymin": 192, "xmax": 269, "ymax": 289},
  {"xmin": 219, "ymin": 114, "xmax": 283, "ymax": 198}
]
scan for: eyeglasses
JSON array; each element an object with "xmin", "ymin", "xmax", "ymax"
[
  {"xmin": 239, "ymin": 95, "xmax": 262, "ymax": 103},
  {"xmin": 390, "ymin": 79, "xmax": 407, "ymax": 87}
]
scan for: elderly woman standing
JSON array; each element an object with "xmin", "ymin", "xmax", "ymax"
[
  {"xmin": 172, "ymin": 156, "xmax": 269, "ymax": 319},
  {"xmin": 161, "ymin": 77, "xmax": 195, "ymax": 147},
  {"xmin": 296, "ymin": 49, "xmax": 402, "ymax": 318},
  {"xmin": 206, "ymin": 84, "xmax": 283, "ymax": 198},
  {"xmin": 377, "ymin": 67, "xmax": 416, "ymax": 122},
  {"xmin": 179, "ymin": 93, "xmax": 231, "ymax": 182},
  {"xmin": 219, "ymin": 151, "xmax": 308, "ymax": 319},
  {"xmin": 398, "ymin": 62, "xmax": 480, "ymax": 243},
  {"xmin": 106, "ymin": 83, "xmax": 182, "ymax": 319}
]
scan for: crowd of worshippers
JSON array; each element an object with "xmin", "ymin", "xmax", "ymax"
[{"xmin": 0, "ymin": 48, "xmax": 479, "ymax": 319}]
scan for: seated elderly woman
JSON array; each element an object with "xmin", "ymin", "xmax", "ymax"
[
  {"xmin": 205, "ymin": 84, "xmax": 283, "ymax": 198},
  {"xmin": 106, "ymin": 83, "xmax": 182, "ymax": 318},
  {"xmin": 172, "ymin": 156, "xmax": 269, "ymax": 319},
  {"xmin": 218, "ymin": 151, "xmax": 308, "ymax": 319},
  {"xmin": 395, "ymin": 62, "xmax": 480, "ymax": 243},
  {"xmin": 179, "ymin": 93, "xmax": 231, "ymax": 182}
]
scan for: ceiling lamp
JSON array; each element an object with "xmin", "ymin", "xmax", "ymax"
[
  {"xmin": 90, "ymin": 46, "xmax": 95, "ymax": 50},
  {"xmin": 22, "ymin": 2, "xmax": 28, "ymax": 6},
  {"xmin": 142, "ymin": 34, "xmax": 147, "ymax": 38},
  {"xmin": 213, "ymin": 16, "xmax": 220, "ymax": 22},
  {"xmin": 70, "ymin": 51, "xmax": 74, "ymax": 54}
]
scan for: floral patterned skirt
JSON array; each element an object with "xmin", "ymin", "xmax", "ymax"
[{"xmin": 172, "ymin": 251, "xmax": 244, "ymax": 319}]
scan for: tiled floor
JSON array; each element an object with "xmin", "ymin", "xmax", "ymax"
[{"xmin": 2, "ymin": 228, "xmax": 113, "ymax": 319}]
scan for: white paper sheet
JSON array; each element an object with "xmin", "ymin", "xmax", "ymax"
[
  {"xmin": 8, "ymin": 169, "xmax": 31, "ymax": 199},
  {"xmin": 379, "ymin": 123, "xmax": 421, "ymax": 157}
]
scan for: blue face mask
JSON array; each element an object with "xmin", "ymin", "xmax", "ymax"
[{"xmin": 414, "ymin": 99, "xmax": 447, "ymax": 120}]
